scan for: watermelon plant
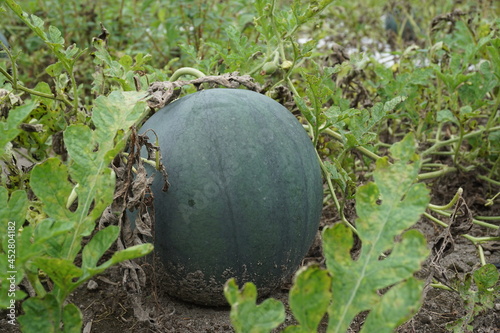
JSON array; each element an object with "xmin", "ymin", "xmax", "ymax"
[
  {"xmin": 0, "ymin": 1, "xmax": 155, "ymax": 331},
  {"xmin": 445, "ymin": 264, "xmax": 500, "ymax": 332},
  {"xmin": 0, "ymin": 91, "xmax": 154, "ymax": 332},
  {"xmin": 1, "ymin": 0, "xmax": 499, "ymax": 331}
]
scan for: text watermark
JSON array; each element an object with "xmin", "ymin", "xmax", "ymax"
[{"xmin": 6, "ymin": 220, "xmax": 17, "ymax": 326}]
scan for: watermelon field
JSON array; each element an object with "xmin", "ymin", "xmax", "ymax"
[{"xmin": 0, "ymin": 0, "xmax": 499, "ymax": 332}]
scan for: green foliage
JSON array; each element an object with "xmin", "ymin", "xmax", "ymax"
[
  {"xmin": 0, "ymin": 1, "xmax": 154, "ymax": 331},
  {"xmin": 0, "ymin": 188, "xmax": 29, "ymax": 307},
  {"xmin": 284, "ymin": 266, "xmax": 332, "ymax": 332},
  {"xmin": 0, "ymin": 101, "xmax": 37, "ymax": 157},
  {"xmin": 17, "ymin": 294, "xmax": 82, "ymax": 333},
  {"xmin": 225, "ymin": 279, "xmax": 286, "ymax": 333},
  {"xmin": 445, "ymin": 264, "xmax": 500, "ymax": 333},
  {"xmin": 1, "ymin": 0, "xmax": 499, "ymax": 331},
  {"xmin": 0, "ymin": 90, "xmax": 155, "ymax": 332},
  {"xmin": 225, "ymin": 134, "xmax": 430, "ymax": 333},
  {"xmin": 325, "ymin": 134, "xmax": 430, "ymax": 332}
]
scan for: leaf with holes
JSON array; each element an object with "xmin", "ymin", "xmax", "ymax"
[{"xmin": 324, "ymin": 133, "xmax": 430, "ymax": 333}]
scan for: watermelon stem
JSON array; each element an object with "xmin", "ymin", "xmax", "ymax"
[
  {"xmin": 315, "ymin": 148, "xmax": 359, "ymax": 236},
  {"xmin": 304, "ymin": 124, "xmax": 383, "ymax": 162},
  {"xmin": 169, "ymin": 67, "xmax": 206, "ymax": 81},
  {"xmin": 121, "ymin": 152, "xmax": 157, "ymax": 168}
]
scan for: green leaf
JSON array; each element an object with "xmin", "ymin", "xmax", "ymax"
[
  {"xmin": 48, "ymin": 25, "xmax": 64, "ymax": 45},
  {"xmin": 119, "ymin": 54, "xmax": 133, "ymax": 71},
  {"xmin": 31, "ymin": 92, "xmax": 147, "ymax": 264},
  {"xmin": 45, "ymin": 61, "xmax": 64, "ymax": 77},
  {"xmin": 388, "ymin": 131, "xmax": 419, "ymax": 162},
  {"xmin": 62, "ymin": 303, "xmax": 83, "ymax": 333},
  {"xmin": 473, "ymin": 264, "xmax": 499, "ymax": 292},
  {"xmin": 383, "ymin": 95, "xmax": 407, "ymax": 113},
  {"xmin": 361, "ymin": 277, "xmax": 424, "ymax": 332},
  {"xmin": 64, "ymin": 124, "xmax": 98, "ymax": 172},
  {"xmin": 81, "ymin": 225, "xmax": 120, "ymax": 270},
  {"xmin": 324, "ymin": 106, "xmax": 359, "ymax": 128},
  {"xmin": 294, "ymin": 94, "xmax": 315, "ymax": 125},
  {"xmin": 324, "ymin": 133, "xmax": 430, "ymax": 333},
  {"xmin": 18, "ymin": 294, "xmax": 61, "ymax": 332},
  {"xmin": 33, "ymin": 81, "xmax": 56, "ymax": 107},
  {"xmin": 64, "ymin": 125, "xmax": 115, "ymax": 229},
  {"xmin": 324, "ymin": 160, "xmax": 351, "ymax": 192},
  {"xmin": 30, "ymin": 14, "xmax": 46, "ymax": 32},
  {"xmin": 0, "ymin": 188, "xmax": 29, "ymax": 306},
  {"xmin": 372, "ymin": 230, "xmax": 429, "ymax": 288},
  {"xmin": 91, "ymin": 91, "xmax": 148, "ymax": 160},
  {"xmin": 0, "ymin": 188, "xmax": 29, "ymax": 237},
  {"xmin": 224, "ymin": 278, "xmax": 240, "ymax": 306},
  {"xmin": 224, "ymin": 279, "xmax": 285, "ymax": 333},
  {"xmin": 82, "ymin": 243, "xmax": 153, "ymax": 278},
  {"xmin": 446, "ymin": 264, "xmax": 499, "ymax": 331},
  {"xmin": 436, "ymin": 109, "xmax": 457, "ymax": 124},
  {"xmin": 31, "ymin": 158, "xmax": 75, "ymax": 223},
  {"xmin": 19, "ymin": 295, "xmax": 82, "ymax": 332},
  {"xmin": 14, "ymin": 225, "xmax": 43, "ymax": 265},
  {"xmin": 33, "ymin": 218, "xmax": 75, "ymax": 245},
  {"xmin": 348, "ymin": 96, "xmax": 406, "ymax": 146},
  {"xmin": 288, "ymin": 265, "xmax": 331, "ymax": 331},
  {"xmin": 34, "ymin": 257, "xmax": 82, "ymax": 291},
  {"xmin": 0, "ymin": 100, "xmax": 37, "ymax": 155}
]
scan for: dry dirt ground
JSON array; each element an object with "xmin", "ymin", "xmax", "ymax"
[{"xmin": 1, "ymin": 172, "xmax": 499, "ymax": 333}]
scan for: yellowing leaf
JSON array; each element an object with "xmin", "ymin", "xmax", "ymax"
[
  {"xmin": 288, "ymin": 265, "xmax": 331, "ymax": 331},
  {"xmin": 31, "ymin": 158, "xmax": 76, "ymax": 223},
  {"xmin": 224, "ymin": 279, "xmax": 285, "ymax": 333},
  {"xmin": 324, "ymin": 133, "xmax": 430, "ymax": 333}
]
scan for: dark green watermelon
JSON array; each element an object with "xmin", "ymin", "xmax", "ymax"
[{"xmin": 140, "ymin": 88, "xmax": 323, "ymax": 306}]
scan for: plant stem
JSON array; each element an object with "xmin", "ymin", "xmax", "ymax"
[
  {"xmin": 121, "ymin": 152, "xmax": 157, "ymax": 168},
  {"xmin": 304, "ymin": 125, "xmax": 382, "ymax": 161},
  {"xmin": 462, "ymin": 234, "xmax": 500, "ymax": 244},
  {"xmin": 427, "ymin": 207, "xmax": 499, "ymax": 230},
  {"xmin": 477, "ymin": 245, "xmax": 486, "ymax": 266},
  {"xmin": 0, "ymin": 66, "xmax": 73, "ymax": 107},
  {"xmin": 452, "ymin": 123, "xmax": 465, "ymax": 166},
  {"xmin": 316, "ymin": 150, "xmax": 358, "ymax": 235},
  {"xmin": 13, "ymin": 148, "xmax": 38, "ymax": 164},
  {"xmin": 430, "ymin": 282, "xmax": 455, "ymax": 292},
  {"xmin": 484, "ymin": 74, "xmax": 500, "ymax": 132},
  {"xmin": 417, "ymin": 166, "xmax": 457, "ymax": 181},
  {"xmin": 169, "ymin": 67, "xmax": 206, "ymax": 81},
  {"xmin": 428, "ymin": 188, "xmax": 463, "ymax": 210},
  {"xmin": 475, "ymin": 215, "xmax": 500, "ymax": 221},
  {"xmin": 26, "ymin": 271, "xmax": 47, "ymax": 298},
  {"xmin": 423, "ymin": 212, "xmax": 449, "ymax": 228},
  {"xmin": 476, "ymin": 174, "xmax": 500, "ymax": 187},
  {"xmin": 423, "ymin": 125, "xmax": 500, "ymax": 156}
]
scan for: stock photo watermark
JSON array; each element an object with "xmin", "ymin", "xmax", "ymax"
[{"xmin": 5, "ymin": 220, "xmax": 17, "ymax": 326}]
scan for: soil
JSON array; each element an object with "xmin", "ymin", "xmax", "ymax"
[{"xmin": 1, "ymin": 172, "xmax": 499, "ymax": 333}]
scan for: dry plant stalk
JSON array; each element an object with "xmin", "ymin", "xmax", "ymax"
[{"xmin": 146, "ymin": 71, "xmax": 261, "ymax": 109}]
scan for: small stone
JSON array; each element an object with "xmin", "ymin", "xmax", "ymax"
[
  {"xmin": 87, "ymin": 280, "xmax": 98, "ymax": 291},
  {"xmin": 495, "ymin": 303, "xmax": 500, "ymax": 311},
  {"xmin": 421, "ymin": 315, "xmax": 432, "ymax": 324}
]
